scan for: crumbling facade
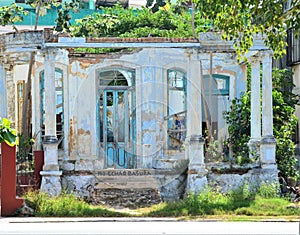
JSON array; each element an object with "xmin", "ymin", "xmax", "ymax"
[{"xmin": 0, "ymin": 30, "xmax": 278, "ymax": 206}]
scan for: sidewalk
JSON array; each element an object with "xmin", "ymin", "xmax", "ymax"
[
  {"xmin": 0, "ymin": 217, "xmax": 179, "ymax": 223},
  {"xmin": 0, "ymin": 218, "xmax": 299, "ymax": 235},
  {"xmin": 0, "ymin": 216, "xmax": 299, "ymax": 223}
]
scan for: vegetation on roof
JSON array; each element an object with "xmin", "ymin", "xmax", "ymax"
[{"xmin": 70, "ymin": 4, "xmax": 211, "ymax": 38}]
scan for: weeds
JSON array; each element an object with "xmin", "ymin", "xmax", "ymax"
[
  {"xmin": 23, "ymin": 184, "xmax": 300, "ymax": 218},
  {"xmin": 23, "ymin": 190, "xmax": 128, "ymax": 217},
  {"xmin": 144, "ymin": 184, "xmax": 299, "ymax": 217}
]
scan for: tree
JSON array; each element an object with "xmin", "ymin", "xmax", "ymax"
[
  {"xmin": 193, "ymin": 0, "xmax": 300, "ymax": 59},
  {"xmin": 0, "ymin": 3, "xmax": 27, "ymax": 31},
  {"xmin": 146, "ymin": 0, "xmax": 167, "ymax": 12},
  {"xmin": 149, "ymin": 0, "xmax": 299, "ymax": 59}
]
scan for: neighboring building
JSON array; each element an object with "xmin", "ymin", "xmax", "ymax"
[
  {"xmin": 274, "ymin": 0, "xmax": 300, "ymax": 173},
  {"xmin": 0, "ymin": 0, "xmax": 141, "ymax": 31},
  {"xmin": 0, "ymin": 29, "xmax": 278, "ymax": 206}
]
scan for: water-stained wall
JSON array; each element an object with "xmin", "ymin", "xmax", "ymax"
[{"xmin": 31, "ymin": 47, "xmax": 246, "ymax": 170}]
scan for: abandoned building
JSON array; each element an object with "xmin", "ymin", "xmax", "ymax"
[{"xmin": 0, "ymin": 29, "xmax": 278, "ymax": 206}]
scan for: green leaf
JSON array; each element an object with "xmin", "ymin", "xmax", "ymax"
[
  {"xmin": 3, "ymin": 131, "xmax": 16, "ymax": 145},
  {"xmin": 2, "ymin": 117, "xmax": 11, "ymax": 129}
]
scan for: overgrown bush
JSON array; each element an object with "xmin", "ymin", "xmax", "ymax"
[
  {"xmin": 224, "ymin": 92, "xmax": 251, "ymax": 163},
  {"xmin": 70, "ymin": 4, "xmax": 210, "ymax": 39}
]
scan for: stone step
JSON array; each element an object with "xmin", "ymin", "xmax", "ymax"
[
  {"xmin": 94, "ymin": 188, "xmax": 162, "ymax": 208},
  {"xmin": 93, "ymin": 169, "xmax": 162, "ymax": 208}
]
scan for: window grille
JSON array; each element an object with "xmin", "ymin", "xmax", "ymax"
[{"xmin": 287, "ymin": 28, "xmax": 300, "ymax": 66}]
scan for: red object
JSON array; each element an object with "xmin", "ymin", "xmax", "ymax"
[
  {"xmin": 0, "ymin": 142, "xmax": 24, "ymax": 216},
  {"xmin": 34, "ymin": 150, "xmax": 44, "ymax": 189}
]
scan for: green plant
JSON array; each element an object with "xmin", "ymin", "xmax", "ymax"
[
  {"xmin": 194, "ymin": 0, "xmax": 300, "ymax": 60},
  {"xmin": 0, "ymin": 3, "xmax": 27, "ymax": 31},
  {"xmin": 224, "ymin": 92, "xmax": 251, "ymax": 163},
  {"xmin": 70, "ymin": 4, "xmax": 210, "ymax": 39},
  {"xmin": 0, "ymin": 117, "xmax": 17, "ymax": 146},
  {"xmin": 272, "ymin": 69, "xmax": 299, "ymax": 180},
  {"xmin": 204, "ymin": 135, "xmax": 228, "ymax": 162},
  {"xmin": 256, "ymin": 182, "xmax": 280, "ymax": 199},
  {"xmin": 54, "ymin": 0, "xmax": 82, "ymax": 33},
  {"xmin": 17, "ymin": 133, "xmax": 35, "ymax": 171}
]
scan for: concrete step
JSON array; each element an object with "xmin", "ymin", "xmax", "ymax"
[{"xmin": 93, "ymin": 169, "xmax": 162, "ymax": 208}]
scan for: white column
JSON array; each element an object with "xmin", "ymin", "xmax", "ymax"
[
  {"xmin": 248, "ymin": 58, "xmax": 261, "ymax": 159},
  {"xmin": 44, "ymin": 50, "xmax": 57, "ymax": 138},
  {"xmin": 186, "ymin": 54, "xmax": 207, "ymax": 193},
  {"xmin": 0, "ymin": 65, "xmax": 7, "ymax": 118},
  {"xmin": 260, "ymin": 52, "xmax": 277, "ymax": 169},
  {"xmin": 40, "ymin": 49, "xmax": 62, "ymax": 196}
]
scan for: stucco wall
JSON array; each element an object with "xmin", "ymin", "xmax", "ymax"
[{"xmin": 33, "ymin": 48, "xmax": 246, "ymax": 169}]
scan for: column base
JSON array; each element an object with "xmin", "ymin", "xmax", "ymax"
[
  {"xmin": 186, "ymin": 135, "xmax": 207, "ymax": 193},
  {"xmin": 187, "ymin": 135, "xmax": 205, "ymax": 165},
  {"xmin": 40, "ymin": 170, "xmax": 62, "ymax": 196},
  {"xmin": 260, "ymin": 135, "xmax": 277, "ymax": 168},
  {"xmin": 253, "ymin": 167, "xmax": 279, "ymax": 185},
  {"xmin": 187, "ymin": 171, "xmax": 208, "ymax": 194}
]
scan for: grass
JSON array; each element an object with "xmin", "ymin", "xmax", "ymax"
[
  {"xmin": 23, "ymin": 191, "xmax": 129, "ymax": 217},
  {"xmin": 142, "ymin": 195, "xmax": 299, "ymax": 218},
  {"xmin": 22, "ymin": 184, "xmax": 300, "ymax": 219}
]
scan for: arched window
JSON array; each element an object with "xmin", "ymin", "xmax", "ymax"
[{"xmin": 167, "ymin": 69, "xmax": 187, "ymax": 150}]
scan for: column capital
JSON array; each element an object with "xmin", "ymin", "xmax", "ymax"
[
  {"xmin": 41, "ymin": 48, "xmax": 57, "ymax": 57},
  {"xmin": 248, "ymin": 50, "xmax": 273, "ymax": 64},
  {"xmin": 261, "ymin": 135, "xmax": 276, "ymax": 144},
  {"xmin": 188, "ymin": 134, "xmax": 204, "ymax": 143},
  {"xmin": 43, "ymin": 135, "xmax": 58, "ymax": 144},
  {"xmin": 248, "ymin": 55, "xmax": 261, "ymax": 64},
  {"xmin": 260, "ymin": 50, "xmax": 274, "ymax": 61}
]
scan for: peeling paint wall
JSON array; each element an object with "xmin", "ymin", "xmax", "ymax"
[
  {"xmin": 4, "ymin": 44, "xmax": 246, "ymax": 171},
  {"xmin": 49, "ymin": 47, "xmax": 246, "ymax": 170}
]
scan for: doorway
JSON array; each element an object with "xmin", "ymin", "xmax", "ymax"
[{"xmin": 98, "ymin": 69, "xmax": 135, "ymax": 169}]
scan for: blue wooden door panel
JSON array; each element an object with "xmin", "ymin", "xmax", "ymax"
[{"xmin": 102, "ymin": 89, "xmax": 134, "ymax": 169}]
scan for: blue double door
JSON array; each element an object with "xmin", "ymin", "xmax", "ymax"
[{"xmin": 100, "ymin": 88, "xmax": 135, "ymax": 169}]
